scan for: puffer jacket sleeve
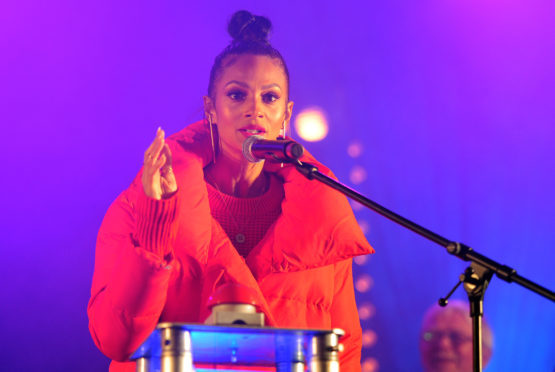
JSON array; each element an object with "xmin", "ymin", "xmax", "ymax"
[
  {"xmin": 331, "ymin": 258, "xmax": 363, "ymax": 372},
  {"xmin": 88, "ymin": 121, "xmax": 214, "ymax": 363},
  {"xmin": 87, "ymin": 176, "xmax": 178, "ymax": 362}
]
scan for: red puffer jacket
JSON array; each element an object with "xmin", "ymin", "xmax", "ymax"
[{"xmin": 88, "ymin": 120, "xmax": 374, "ymax": 371}]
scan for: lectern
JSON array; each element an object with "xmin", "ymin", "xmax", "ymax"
[{"xmin": 130, "ymin": 323, "xmax": 344, "ymax": 372}]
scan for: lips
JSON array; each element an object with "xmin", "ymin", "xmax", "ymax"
[
  {"xmin": 430, "ymin": 354, "xmax": 458, "ymax": 366},
  {"xmin": 239, "ymin": 125, "xmax": 266, "ymax": 136}
]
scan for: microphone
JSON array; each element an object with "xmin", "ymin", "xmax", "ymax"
[{"xmin": 242, "ymin": 135, "xmax": 304, "ymax": 163}]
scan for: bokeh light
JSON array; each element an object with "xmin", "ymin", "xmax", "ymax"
[
  {"xmin": 362, "ymin": 330, "xmax": 378, "ymax": 348},
  {"xmin": 362, "ymin": 357, "xmax": 379, "ymax": 372},
  {"xmin": 355, "ymin": 274, "xmax": 374, "ymax": 293},
  {"xmin": 347, "ymin": 140, "xmax": 364, "ymax": 158},
  {"xmin": 349, "ymin": 199, "xmax": 364, "ymax": 212},
  {"xmin": 293, "ymin": 107, "xmax": 329, "ymax": 142},
  {"xmin": 357, "ymin": 219, "xmax": 370, "ymax": 234},
  {"xmin": 349, "ymin": 165, "xmax": 367, "ymax": 185},
  {"xmin": 354, "ymin": 255, "xmax": 369, "ymax": 266},
  {"xmin": 358, "ymin": 302, "xmax": 376, "ymax": 320}
]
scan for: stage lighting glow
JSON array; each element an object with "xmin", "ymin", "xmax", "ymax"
[
  {"xmin": 355, "ymin": 274, "xmax": 374, "ymax": 293},
  {"xmin": 362, "ymin": 330, "xmax": 378, "ymax": 348},
  {"xmin": 349, "ymin": 165, "xmax": 367, "ymax": 185},
  {"xmin": 349, "ymin": 199, "xmax": 364, "ymax": 211},
  {"xmin": 347, "ymin": 140, "xmax": 364, "ymax": 158},
  {"xmin": 362, "ymin": 357, "xmax": 379, "ymax": 372},
  {"xmin": 358, "ymin": 302, "xmax": 376, "ymax": 320},
  {"xmin": 358, "ymin": 219, "xmax": 370, "ymax": 234},
  {"xmin": 354, "ymin": 255, "xmax": 369, "ymax": 266},
  {"xmin": 293, "ymin": 107, "xmax": 328, "ymax": 142}
]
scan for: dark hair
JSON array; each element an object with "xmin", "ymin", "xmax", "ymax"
[{"xmin": 207, "ymin": 10, "xmax": 290, "ymax": 99}]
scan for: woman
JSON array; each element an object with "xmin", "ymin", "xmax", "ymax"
[{"xmin": 88, "ymin": 10, "xmax": 373, "ymax": 371}]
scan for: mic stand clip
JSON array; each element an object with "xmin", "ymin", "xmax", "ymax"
[{"xmin": 439, "ymin": 263, "xmax": 493, "ymax": 372}]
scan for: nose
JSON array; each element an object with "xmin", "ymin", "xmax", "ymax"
[
  {"xmin": 436, "ymin": 334, "xmax": 455, "ymax": 350},
  {"xmin": 245, "ymin": 96, "xmax": 264, "ymax": 119}
]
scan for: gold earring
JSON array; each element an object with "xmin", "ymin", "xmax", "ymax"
[
  {"xmin": 279, "ymin": 121, "xmax": 286, "ymax": 139},
  {"xmin": 208, "ymin": 115, "xmax": 217, "ymax": 164},
  {"xmin": 280, "ymin": 121, "xmax": 287, "ymax": 168}
]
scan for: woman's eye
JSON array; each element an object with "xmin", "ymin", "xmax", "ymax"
[
  {"xmin": 262, "ymin": 93, "xmax": 279, "ymax": 103},
  {"xmin": 227, "ymin": 91, "xmax": 246, "ymax": 101}
]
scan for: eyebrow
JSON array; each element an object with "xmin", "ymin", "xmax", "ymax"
[{"xmin": 224, "ymin": 80, "xmax": 282, "ymax": 91}]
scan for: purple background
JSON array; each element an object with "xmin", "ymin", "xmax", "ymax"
[{"xmin": 1, "ymin": 1, "xmax": 554, "ymax": 371}]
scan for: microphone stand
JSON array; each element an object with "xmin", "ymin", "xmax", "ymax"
[{"xmin": 288, "ymin": 160, "xmax": 555, "ymax": 372}]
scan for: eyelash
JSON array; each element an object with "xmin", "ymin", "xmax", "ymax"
[
  {"xmin": 227, "ymin": 90, "xmax": 246, "ymax": 101},
  {"xmin": 262, "ymin": 92, "xmax": 279, "ymax": 103},
  {"xmin": 226, "ymin": 90, "xmax": 280, "ymax": 103}
]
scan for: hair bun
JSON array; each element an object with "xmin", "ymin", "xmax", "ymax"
[{"xmin": 228, "ymin": 10, "xmax": 272, "ymax": 43}]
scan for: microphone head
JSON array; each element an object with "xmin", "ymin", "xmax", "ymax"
[
  {"xmin": 287, "ymin": 142, "xmax": 304, "ymax": 160},
  {"xmin": 242, "ymin": 135, "xmax": 265, "ymax": 163}
]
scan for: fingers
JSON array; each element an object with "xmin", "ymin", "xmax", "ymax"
[
  {"xmin": 142, "ymin": 127, "xmax": 178, "ymax": 199},
  {"xmin": 154, "ymin": 153, "xmax": 167, "ymax": 170},
  {"xmin": 142, "ymin": 127, "xmax": 165, "ymax": 200},
  {"xmin": 161, "ymin": 143, "xmax": 173, "ymax": 167},
  {"xmin": 161, "ymin": 169, "xmax": 178, "ymax": 196},
  {"xmin": 161, "ymin": 177, "xmax": 171, "ymax": 189},
  {"xmin": 159, "ymin": 144, "xmax": 177, "ymax": 196},
  {"xmin": 143, "ymin": 127, "xmax": 165, "ymax": 168},
  {"xmin": 158, "ymin": 143, "xmax": 172, "ymax": 172}
]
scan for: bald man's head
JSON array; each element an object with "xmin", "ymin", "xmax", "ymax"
[{"xmin": 419, "ymin": 300, "xmax": 493, "ymax": 372}]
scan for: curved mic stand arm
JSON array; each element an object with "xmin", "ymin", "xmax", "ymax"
[
  {"xmin": 290, "ymin": 159, "xmax": 555, "ymax": 371},
  {"xmin": 291, "ymin": 160, "xmax": 554, "ymax": 301}
]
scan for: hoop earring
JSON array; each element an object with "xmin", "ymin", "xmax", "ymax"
[
  {"xmin": 279, "ymin": 121, "xmax": 286, "ymax": 139},
  {"xmin": 280, "ymin": 120, "xmax": 287, "ymax": 168},
  {"xmin": 208, "ymin": 115, "xmax": 217, "ymax": 165}
]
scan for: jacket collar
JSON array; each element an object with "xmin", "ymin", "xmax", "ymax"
[{"xmin": 168, "ymin": 120, "xmax": 373, "ymax": 281}]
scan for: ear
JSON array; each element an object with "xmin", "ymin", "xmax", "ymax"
[
  {"xmin": 203, "ymin": 96, "xmax": 217, "ymax": 123},
  {"xmin": 284, "ymin": 100, "xmax": 294, "ymax": 130},
  {"xmin": 482, "ymin": 346, "xmax": 493, "ymax": 367}
]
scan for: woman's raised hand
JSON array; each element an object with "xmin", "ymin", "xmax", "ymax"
[{"xmin": 142, "ymin": 127, "xmax": 177, "ymax": 200}]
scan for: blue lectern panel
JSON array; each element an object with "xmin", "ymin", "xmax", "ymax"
[{"xmin": 131, "ymin": 323, "xmax": 340, "ymax": 367}]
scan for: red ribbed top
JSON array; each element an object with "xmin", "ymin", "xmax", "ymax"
[
  {"xmin": 135, "ymin": 192, "xmax": 177, "ymax": 261},
  {"xmin": 206, "ymin": 174, "xmax": 284, "ymax": 257}
]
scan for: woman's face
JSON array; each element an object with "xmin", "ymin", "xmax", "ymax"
[{"xmin": 205, "ymin": 54, "xmax": 294, "ymax": 161}]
